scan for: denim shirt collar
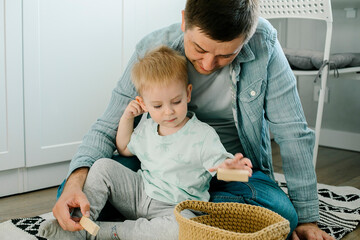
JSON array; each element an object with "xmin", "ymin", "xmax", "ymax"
[
  {"xmin": 171, "ymin": 34, "xmax": 186, "ymax": 56},
  {"xmin": 231, "ymin": 43, "xmax": 255, "ymax": 80}
]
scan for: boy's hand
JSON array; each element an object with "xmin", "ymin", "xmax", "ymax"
[
  {"xmin": 122, "ymin": 98, "xmax": 145, "ymax": 120},
  {"xmin": 209, "ymin": 153, "xmax": 253, "ymax": 177}
]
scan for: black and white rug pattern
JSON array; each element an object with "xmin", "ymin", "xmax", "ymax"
[
  {"xmin": 10, "ymin": 217, "xmax": 46, "ymax": 240},
  {"xmin": 275, "ymin": 173, "xmax": 360, "ymax": 240},
  {"xmin": 0, "ymin": 212, "xmax": 53, "ymax": 240},
  {"xmin": 0, "ymin": 174, "xmax": 359, "ymax": 240}
]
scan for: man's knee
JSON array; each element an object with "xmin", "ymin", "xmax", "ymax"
[
  {"xmin": 210, "ymin": 171, "xmax": 299, "ymax": 235},
  {"xmin": 276, "ymin": 199, "xmax": 298, "ymax": 235}
]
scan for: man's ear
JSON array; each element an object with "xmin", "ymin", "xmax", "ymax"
[
  {"xmin": 135, "ymin": 96, "xmax": 148, "ymax": 112},
  {"xmin": 181, "ymin": 10, "xmax": 186, "ymax": 32},
  {"xmin": 186, "ymin": 84, "xmax": 192, "ymax": 103}
]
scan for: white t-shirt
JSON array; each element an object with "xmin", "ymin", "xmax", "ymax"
[{"xmin": 127, "ymin": 112, "xmax": 233, "ymax": 204}]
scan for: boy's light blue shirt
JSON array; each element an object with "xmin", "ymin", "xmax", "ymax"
[
  {"xmin": 68, "ymin": 18, "xmax": 318, "ymax": 223},
  {"xmin": 127, "ymin": 112, "xmax": 233, "ymax": 204}
]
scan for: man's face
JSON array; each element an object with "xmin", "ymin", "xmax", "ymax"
[{"xmin": 181, "ymin": 13, "xmax": 245, "ymax": 75}]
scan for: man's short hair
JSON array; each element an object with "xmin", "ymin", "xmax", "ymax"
[
  {"xmin": 184, "ymin": 0, "xmax": 259, "ymax": 42},
  {"xmin": 132, "ymin": 46, "xmax": 188, "ymax": 95}
]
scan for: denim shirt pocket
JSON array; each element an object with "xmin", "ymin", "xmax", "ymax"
[{"xmin": 239, "ymin": 79, "xmax": 266, "ymax": 122}]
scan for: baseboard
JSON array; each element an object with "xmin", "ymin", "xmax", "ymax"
[
  {"xmin": 0, "ymin": 161, "xmax": 69, "ymax": 197},
  {"xmin": 317, "ymin": 128, "xmax": 360, "ymax": 152}
]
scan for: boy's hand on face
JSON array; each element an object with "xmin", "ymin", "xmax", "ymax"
[
  {"xmin": 123, "ymin": 99, "xmax": 146, "ymax": 120},
  {"xmin": 209, "ymin": 153, "xmax": 253, "ymax": 177}
]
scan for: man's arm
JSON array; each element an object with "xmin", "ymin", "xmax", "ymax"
[
  {"xmin": 264, "ymin": 28, "xmax": 318, "ymax": 220},
  {"xmin": 53, "ymin": 168, "xmax": 89, "ymax": 231},
  {"xmin": 264, "ymin": 24, "xmax": 334, "ymax": 240}
]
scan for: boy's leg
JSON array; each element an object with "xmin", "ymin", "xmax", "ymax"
[
  {"xmin": 98, "ymin": 198, "xmax": 196, "ymax": 240},
  {"xmin": 92, "ymin": 154, "xmax": 141, "ymax": 221},
  {"xmin": 81, "ymin": 158, "xmax": 142, "ymax": 221},
  {"xmin": 209, "ymin": 170, "xmax": 298, "ymax": 236},
  {"xmin": 55, "ymin": 154, "xmax": 140, "ymax": 201},
  {"xmin": 39, "ymin": 158, "xmax": 142, "ymax": 239},
  {"xmin": 55, "ymin": 154, "xmax": 140, "ymax": 221},
  {"xmin": 85, "ymin": 165, "xmax": 195, "ymax": 240}
]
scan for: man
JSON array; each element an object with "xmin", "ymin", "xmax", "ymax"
[{"xmin": 53, "ymin": 0, "xmax": 334, "ymax": 239}]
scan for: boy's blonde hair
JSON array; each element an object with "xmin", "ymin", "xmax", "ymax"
[{"xmin": 131, "ymin": 46, "xmax": 188, "ymax": 95}]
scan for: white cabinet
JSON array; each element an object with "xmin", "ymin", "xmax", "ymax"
[
  {"xmin": 0, "ymin": 0, "xmax": 26, "ymax": 197},
  {"xmin": 1, "ymin": 0, "xmax": 123, "ymax": 197},
  {"xmin": 1, "ymin": 0, "xmax": 186, "ymax": 197},
  {"xmin": 0, "ymin": 0, "xmax": 24, "ymax": 172},
  {"xmin": 23, "ymin": 0, "xmax": 123, "ymax": 167}
]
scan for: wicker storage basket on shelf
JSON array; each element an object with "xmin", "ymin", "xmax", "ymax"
[{"xmin": 174, "ymin": 200, "xmax": 290, "ymax": 240}]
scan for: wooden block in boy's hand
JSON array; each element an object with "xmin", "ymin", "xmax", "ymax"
[
  {"xmin": 217, "ymin": 168, "xmax": 249, "ymax": 182},
  {"xmin": 80, "ymin": 216, "xmax": 100, "ymax": 236}
]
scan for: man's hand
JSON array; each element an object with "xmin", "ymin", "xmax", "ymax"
[
  {"xmin": 291, "ymin": 222, "xmax": 336, "ymax": 240},
  {"xmin": 52, "ymin": 168, "xmax": 90, "ymax": 231}
]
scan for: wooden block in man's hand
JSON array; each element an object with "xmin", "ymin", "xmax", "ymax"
[
  {"xmin": 217, "ymin": 168, "xmax": 249, "ymax": 182},
  {"xmin": 80, "ymin": 216, "xmax": 100, "ymax": 236}
]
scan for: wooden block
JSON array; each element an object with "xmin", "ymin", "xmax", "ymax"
[
  {"xmin": 217, "ymin": 168, "xmax": 249, "ymax": 182},
  {"xmin": 80, "ymin": 216, "xmax": 100, "ymax": 236}
]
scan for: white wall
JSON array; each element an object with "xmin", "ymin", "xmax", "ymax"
[{"xmin": 122, "ymin": 0, "xmax": 186, "ymax": 72}]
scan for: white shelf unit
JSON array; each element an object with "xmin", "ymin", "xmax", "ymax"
[{"xmin": 260, "ymin": 0, "xmax": 360, "ymax": 166}]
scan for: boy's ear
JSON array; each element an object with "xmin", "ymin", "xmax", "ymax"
[
  {"xmin": 135, "ymin": 96, "xmax": 148, "ymax": 112},
  {"xmin": 187, "ymin": 84, "xmax": 192, "ymax": 103}
]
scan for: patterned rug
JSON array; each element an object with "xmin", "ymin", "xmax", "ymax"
[
  {"xmin": 0, "ymin": 212, "xmax": 53, "ymax": 240},
  {"xmin": 275, "ymin": 173, "xmax": 360, "ymax": 240},
  {"xmin": 0, "ymin": 174, "xmax": 359, "ymax": 240}
]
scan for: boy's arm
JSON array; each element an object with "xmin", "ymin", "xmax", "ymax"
[
  {"xmin": 116, "ymin": 114, "xmax": 135, "ymax": 156},
  {"xmin": 200, "ymin": 128, "xmax": 252, "ymax": 177},
  {"xmin": 116, "ymin": 99, "xmax": 145, "ymax": 156},
  {"xmin": 208, "ymin": 153, "xmax": 253, "ymax": 177}
]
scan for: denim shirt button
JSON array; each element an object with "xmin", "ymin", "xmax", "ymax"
[{"xmin": 250, "ymin": 90, "xmax": 256, "ymax": 96}]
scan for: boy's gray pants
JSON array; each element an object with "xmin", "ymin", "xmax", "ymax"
[{"xmin": 82, "ymin": 158, "xmax": 195, "ymax": 240}]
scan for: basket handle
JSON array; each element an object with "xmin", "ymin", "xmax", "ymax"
[{"xmin": 175, "ymin": 200, "xmax": 220, "ymax": 215}]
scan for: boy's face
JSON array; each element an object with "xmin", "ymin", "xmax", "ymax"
[
  {"xmin": 181, "ymin": 11, "xmax": 245, "ymax": 75},
  {"xmin": 139, "ymin": 80, "xmax": 192, "ymax": 132}
]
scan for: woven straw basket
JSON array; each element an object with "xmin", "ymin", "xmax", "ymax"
[{"xmin": 174, "ymin": 200, "xmax": 290, "ymax": 240}]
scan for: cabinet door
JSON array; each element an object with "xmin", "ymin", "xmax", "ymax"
[
  {"xmin": 122, "ymin": 0, "xmax": 187, "ymax": 71},
  {"xmin": 23, "ymin": 0, "xmax": 123, "ymax": 167},
  {"xmin": 0, "ymin": 0, "xmax": 25, "ymax": 171}
]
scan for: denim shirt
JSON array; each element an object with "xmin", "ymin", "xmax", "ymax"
[{"xmin": 68, "ymin": 18, "xmax": 318, "ymax": 223}]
